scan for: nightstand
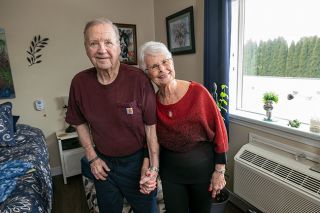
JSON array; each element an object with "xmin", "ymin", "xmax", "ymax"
[{"xmin": 56, "ymin": 130, "xmax": 85, "ymax": 184}]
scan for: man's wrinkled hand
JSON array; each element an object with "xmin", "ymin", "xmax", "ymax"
[
  {"xmin": 90, "ymin": 158, "xmax": 110, "ymax": 181},
  {"xmin": 139, "ymin": 170, "xmax": 157, "ymax": 194}
]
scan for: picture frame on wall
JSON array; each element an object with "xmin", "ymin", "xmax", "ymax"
[
  {"xmin": 115, "ymin": 23, "xmax": 137, "ymax": 65},
  {"xmin": 0, "ymin": 28, "xmax": 15, "ymax": 99},
  {"xmin": 166, "ymin": 6, "xmax": 195, "ymax": 55}
]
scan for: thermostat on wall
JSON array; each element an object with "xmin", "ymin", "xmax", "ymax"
[{"xmin": 34, "ymin": 99, "xmax": 45, "ymax": 111}]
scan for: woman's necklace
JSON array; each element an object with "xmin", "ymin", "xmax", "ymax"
[
  {"xmin": 158, "ymin": 92, "xmax": 174, "ymax": 118},
  {"xmin": 159, "ymin": 81, "xmax": 180, "ymax": 118}
]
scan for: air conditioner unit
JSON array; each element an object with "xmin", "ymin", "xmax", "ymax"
[{"xmin": 234, "ymin": 133, "xmax": 320, "ymax": 213}]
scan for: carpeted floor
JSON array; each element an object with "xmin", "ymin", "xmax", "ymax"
[{"xmin": 52, "ymin": 174, "xmax": 243, "ymax": 213}]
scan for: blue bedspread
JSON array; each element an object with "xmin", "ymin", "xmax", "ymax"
[
  {"xmin": 0, "ymin": 124, "xmax": 52, "ymax": 213},
  {"xmin": 0, "ymin": 160, "xmax": 34, "ymax": 203}
]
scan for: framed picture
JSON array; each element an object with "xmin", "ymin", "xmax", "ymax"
[
  {"xmin": 166, "ymin": 6, "xmax": 195, "ymax": 55},
  {"xmin": 115, "ymin": 23, "xmax": 137, "ymax": 65}
]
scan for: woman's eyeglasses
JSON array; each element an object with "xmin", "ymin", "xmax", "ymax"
[{"xmin": 145, "ymin": 58, "xmax": 172, "ymax": 73}]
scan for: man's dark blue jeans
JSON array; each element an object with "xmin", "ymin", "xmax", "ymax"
[{"xmin": 82, "ymin": 149, "xmax": 157, "ymax": 213}]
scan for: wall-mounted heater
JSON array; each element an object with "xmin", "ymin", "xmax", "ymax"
[{"xmin": 234, "ymin": 133, "xmax": 320, "ymax": 213}]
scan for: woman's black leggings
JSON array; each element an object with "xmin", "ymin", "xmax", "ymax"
[{"xmin": 161, "ymin": 180, "xmax": 212, "ymax": 213}]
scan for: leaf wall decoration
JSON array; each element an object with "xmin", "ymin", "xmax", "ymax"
[{"xmin": 26, "ymin": 35, "xmax": 49, "ymax": 66}]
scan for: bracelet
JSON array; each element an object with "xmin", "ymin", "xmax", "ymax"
[
  {"xmin": 149, "ymin": 166, "xmax": 159, "ymax": 173},
  {"xmin": 215, "ymin": 169, "xmax": 226, "ymax": 175},
  {"xmin": 88, "ymin": 156, "xmax": 99, "ymax": 165}
]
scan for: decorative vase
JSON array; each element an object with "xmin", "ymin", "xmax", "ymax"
[
  {"xmin": 263, "ymin": 100, "xmax": 274, "ymax": 121},
  {"xmin": 210, "ymin": 188, "xmax": 230, "ymax": 213}
]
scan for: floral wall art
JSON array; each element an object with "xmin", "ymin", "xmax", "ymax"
[
  {"xmin": 166, "ymin": 6, "xmax": 195, "ymax": 55},
  {"xmin": 26, "ymin": 35, "xmax": 49, "ymax": 66},
  {"xmin": 0, "ymin": 28, "xmax": 15, "ymax": 99}
]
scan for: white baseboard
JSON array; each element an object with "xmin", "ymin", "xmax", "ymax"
[{"xmin": 51, "ymin": 166, "xmax": 62, "ymax": 176}]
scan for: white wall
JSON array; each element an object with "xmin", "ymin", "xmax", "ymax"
[
  {"xmin": 153, "ymin": 0, "xmax": 204, "ymax": 83},
  {"xmin": 0, "ymin": 0, "xmax": 155, "ymax": 170}
]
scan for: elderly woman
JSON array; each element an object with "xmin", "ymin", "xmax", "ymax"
[{"xmin": 138, "ymin": 41, "xmax": 229, "ymax": 213}]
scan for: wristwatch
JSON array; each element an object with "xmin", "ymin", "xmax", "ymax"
[
  {"xmin": 215, "ymin": 169, "xmax": 226, "ymax": 174},
  {"xmin": 149, "ymin": 166, "xmax": 159, "ymax": 173}
]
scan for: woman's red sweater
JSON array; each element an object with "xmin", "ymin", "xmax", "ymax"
[{"xmin": 156, "ymin": 81, "xmax": 228, "ymax": 162}]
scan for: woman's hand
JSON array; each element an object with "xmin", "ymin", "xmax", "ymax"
[
  {"xmin": 209, "ymin": 165, "xmax": 226, "ymax": 198},
  {"xmin": 139, "ymin": 169, "xmax": 158, "ymax": 194}
]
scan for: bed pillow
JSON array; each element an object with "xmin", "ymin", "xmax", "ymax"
[{"xmin": 0, "ymin": 102, "xmax": 16, "ymax": 146}]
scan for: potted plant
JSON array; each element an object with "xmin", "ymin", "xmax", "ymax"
[
  {"xmin": 211, "ymin": 187, "xmax": 230, "ymax": 213},
  {"xmin": 288, "ymin": 119, "xmax": 301, "ymax": 128},
  {"xmin": 211, "ymin": 82, "xmax": 230, "ymax": 212},
  {"xmin": 262, "ymin": 91, "xmax": 279, "ymax": 121},
  {"xmin": 212, "ymin": 83, "xmax": 229, "ymax": 118},
  {"xmin": 263, "ymin": 91, "xmax": 279, "ymax": 104}
]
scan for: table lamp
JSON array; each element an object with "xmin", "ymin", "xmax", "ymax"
[{"xmin": 63, "ymin": 96, "xmax": 76, "ymax": 133}]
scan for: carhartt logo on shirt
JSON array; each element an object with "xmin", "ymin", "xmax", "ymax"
[{"xmin": 126, "ymin": 107, "xmax": 133, "ymax": 115}]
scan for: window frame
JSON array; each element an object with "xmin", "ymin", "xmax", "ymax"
[{"xmin": 229, "ymin": 0, "xmax": 320, "ymax": 142}]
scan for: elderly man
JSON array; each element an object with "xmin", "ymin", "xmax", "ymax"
[{"xmin": 66, "ymin": 18, "xmax": 159, "ymax": 213}]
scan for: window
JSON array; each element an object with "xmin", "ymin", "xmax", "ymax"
[{"xmin": 230, "ymin": 0, "xmax": 320, "ymax": 125}]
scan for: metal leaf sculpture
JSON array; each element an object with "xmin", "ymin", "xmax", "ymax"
[{"xmin": 26, "ymin": 35, "xmax": 49, "ymax": 66}]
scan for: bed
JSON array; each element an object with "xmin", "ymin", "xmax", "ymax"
[{"xmin": 0, "ymin": 102, "xmax": 52, "ymax": 213}]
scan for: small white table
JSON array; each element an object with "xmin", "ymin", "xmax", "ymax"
[{"xmin": 56, "ymin": 130, "xmax": 85, "ymax": 184}]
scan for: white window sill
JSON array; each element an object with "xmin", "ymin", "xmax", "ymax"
[{"xmin": 229, "ymin": 110, "xmax": 320, "ymax": 147}]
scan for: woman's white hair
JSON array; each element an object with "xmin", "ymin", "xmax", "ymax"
[{"xmin": 138, "ymin": 41, "xmax": 172, "ymax": 73}]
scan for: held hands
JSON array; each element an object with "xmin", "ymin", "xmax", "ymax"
[
  {"xmin": 89, "ymin": 156, "xmax": 110, "ymax": 180},
  {"xmin": 209, "ymin": 169, "xmax": 227, "ymax": 198},
  {"xmin": 139, "ymin": 167, "xmax": 158, "ymax": 194}
]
